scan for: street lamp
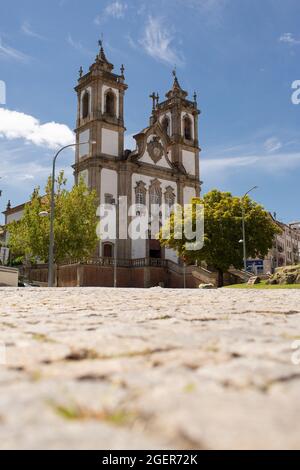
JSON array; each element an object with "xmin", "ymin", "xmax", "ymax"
[
  {"xmin": 182, "ymin": 256, "xmax": 187, "ymax": 289},
  {"xmin": 48, "ymin": 141, "xmax": 96, "ymax": 287},
  {"xmin": 111, "ymin": 197, "xmax": 119, "ymax": 288},
  {"xmin": 241, "ymin": 186, "xmax": 258, "ymax": 282}
]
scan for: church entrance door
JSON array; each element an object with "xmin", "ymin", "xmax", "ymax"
[{"xmin": 149, "ymin": 240, "xmax": 162, "ymax": 259}]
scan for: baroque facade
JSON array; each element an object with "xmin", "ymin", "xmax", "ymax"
[{"xmin": 73, "ymin": 42, "xmax": 201, "ymax": 263}]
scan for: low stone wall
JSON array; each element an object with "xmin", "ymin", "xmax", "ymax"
[
  {"xmin": 0, "ymin": 266, "xmax": 19, "ymax": 287},
  {"xmin": 24, "ymin": 262, "xmax": 214, "ymax": 289}
]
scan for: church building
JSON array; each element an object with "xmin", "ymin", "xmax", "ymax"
[{"xmin": 73, "ymin": 42, "xmax": 201, "ymax": 264}]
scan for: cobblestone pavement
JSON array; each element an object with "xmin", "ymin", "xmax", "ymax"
[{"xmin": 0, "ymin": 287, "xmax": 300, "ymax": 450}]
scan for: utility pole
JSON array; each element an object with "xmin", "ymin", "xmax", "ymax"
[
  {"xmin": 241, "ymin": 186, "xmax": 258, "ymax": 282},
  {"xmin": 112, "ymin": 198, "xmax": 119, "ymax": 288}
]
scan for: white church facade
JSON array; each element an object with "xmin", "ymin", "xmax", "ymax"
[{"xmin": 73, "ymin": 42, "xmax": 202, "ymax": 264}]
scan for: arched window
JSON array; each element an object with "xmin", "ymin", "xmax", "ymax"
[
  {"xmin": 82, "ymin": 91, "xmax": 90, "ymax": 119},
  {"xmin": 103, "ymin": 243, "xmax": 113, "ymax": 258},
  {"xmin": 135, "ymin": 182, "xmax": 146, "ymax": 208},
  {"xmin": 149, "ymin": 180, "xmax": 162, "ymax": 207},
  {"xmin": 165, "ymin": 187, "xmax": 176, "ymax": 208},
  {"xmin": 162, "ymin": 116, "xmax": 170, "ymax": 136},
  {"xmin": 183, "ymin": 116, "xmax": 192, "ymax": 140},
  {"xmin": 105, "ymin": 91, "xmax": 116, "ymax": 117}
]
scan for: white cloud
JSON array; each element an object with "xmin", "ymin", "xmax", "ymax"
[
  {"xmin": 94, "ymin": 1, "xmax": 127, "ymax": 24},
  {"xmin": 0, "ymin": 108, "xmax": 74, "ymax": 150},
  {"xmin": 105, "ymin": 1, "xmax": 127, "ymax": 18},
  {"xmin": 264, "ymin": 137, "xmax": 282, "ymax": 153},
  {"xmin": 67, "ymin": 35, "xmax": 93, "ymax": 56},
  {"xmin": 184, "ymin": 0, "xmax": 226, "ymax": 9},
  {"xmin": 202, "ymin": 155, "xmax": 259, "ymax": 172},
  {"xmin": 0, "ymin": 142, "xmax": 74, "ymax": 212},
  {"xmin": 279, "ymin": 33, "xmax": 300, "ymax": 45},
  {"xmin": 0, "ymin": 37, "xmax": 30, "ymax": 62},
  {"xmin": 138, "ymin": 16, "xmax": 184, "ymax": 66},
  {"xmin": 21, "ymin": 21, "xmax": 45, "ymax": 40},
  {"xmin": 179, "ymin": 0, "xmax": 227, "ymax": 23},
  {"xmin": 202, "ymin": 152, "xmax": 300, "ymax": 175}
]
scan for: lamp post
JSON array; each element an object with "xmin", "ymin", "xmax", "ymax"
[
  {"xmin": 241, "ymin": 186, "xmax": 258, "ymax": 282},
  {"xmin": 183, "ymin": 256, "xmax": 187, "ymax": 289},
  {"xmin": 47, "ymin": 141, "xmax": 95, "ymax": 287},
  {"xmin": 111, "ymin": 197, "xmax": 119, "ymax": 288}
]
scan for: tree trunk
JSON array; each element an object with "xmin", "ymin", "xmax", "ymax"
[{"xmin": 217, "ymin": 269, "xmax": 224, "ymax": 288}]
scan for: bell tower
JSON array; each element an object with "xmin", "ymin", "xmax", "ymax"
[
  {"xmin": 74, "ymin": 41, "xmax": 128, "ymax": 190},
  {"xmin": 151, "ymin": 71, "xmax": 201, "ymax": 203}
]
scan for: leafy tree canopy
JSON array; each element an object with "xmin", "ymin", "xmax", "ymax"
[
  {"xmin": 8, "ymin": 172, "xmax": 99, "ymax": 265},
  {"xmin": 160, "ymin": 189, "xmax": 281, "ymax": 284}
]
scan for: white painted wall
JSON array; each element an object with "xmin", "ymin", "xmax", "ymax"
[
  {"xmin": 101, "ymin": 85, "xmax": 119, "ymax": 118},
  {"xmin": 5, "ymin": 209, "xmax": 24, "ymax": 244},
  {"xmin": 6, "ymin": 209, "xmax": 24, "ymax": 224},
  {"xmin": 139, "ymin": 134, "xmax": 171, "ymax": 168},
  {"xmin": 182, "ymin": 150, "xmax": 196, "ymax": 176},
  {"xmin": 101, "ymin": 168, "xmax": 118, "ymax": 204},
  {"xmin": 79, "ymin": 129, "xmax": 90, "ymax": 158},
  {"xmin": 99, "ymin": 169, "xmax": 118, "ymax": 256},
  {"xmin": 184, "ymin": 187, "xmax": 196, "ymax": 205},
  {"xmin": 132, "ymin": 238, "xmax": 146, "ymax": 259},
  {"xmin": 165, "ymin": 248, "xmax": 178, "ymax": 264},
  {"xmin": 0, "ymin": 266, "xmax": 18, "ymax": 287},
  {"xmin": 181, "ymin": 112, "xmax": 195, "ymax": 139},
  {"xmin": 101, "ymin": 128, "xmax": 119, "ymax": 157},
  {"xmin": 78, "ymin": 169, "xmax": 89, "ymax": 187}
]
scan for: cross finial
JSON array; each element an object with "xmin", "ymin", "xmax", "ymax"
[
  {"xmin": 79, "ymin": 66, "xmax": 83, "ymax": 78},
  {"xmin": 149, "ymin": 92, "xmax": 156, "ymax": 111},
  {"xmin": 172, "ymin": 66, "xmax": 177, "ymax": 78},
  {"xmin": 99, "ymin": 33, "xmax": 104, "ymax": 49},
  {"xmin": 193, "ymin": 91, "xmax": 197, "ymax": 103},
  {"xmin": 156, "ymin": 93, "xmax": 159, "ymax": 107},
  {"xmin": 120, "ymin": 64, "xmax": 125, "ymax": 77}
]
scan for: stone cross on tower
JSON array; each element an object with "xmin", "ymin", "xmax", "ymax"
[
  {"xmin": 98, "ymin": 31, "xmax": 104, "ymax": 48},
  {"xmin": 149, "ymin": 92, "xmax": 157, "ymax": 112}
]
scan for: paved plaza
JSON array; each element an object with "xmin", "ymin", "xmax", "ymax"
[{"xmin": 0, "ymin": 287, "xmax": 300, "ymax": 450}]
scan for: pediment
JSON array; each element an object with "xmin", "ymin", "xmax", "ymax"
[{"xmin": 132, "ymin": 122, "xmax": 172, "ymax": 168}]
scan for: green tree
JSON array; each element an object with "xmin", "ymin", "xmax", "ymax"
[
  {"xmin": 8, "ymin": 172, "xmax": 99, "ymax": 264},
  {"xmin": 160, "ymin": 189, "xmax": 281, "ymax": 287}
]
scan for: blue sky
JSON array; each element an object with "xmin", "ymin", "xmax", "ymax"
[{"xmin": 0, "ymin": 0, "xmax": 300, "ymax": 224}]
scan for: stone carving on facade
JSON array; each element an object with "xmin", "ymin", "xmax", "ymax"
[
  {"xmin": 164, "ymin": 186, "xmax": 176, "ymax": 207},
  {"xmin": 147, "ymin": 136, "xmax": 164, "ymax": 164}
]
